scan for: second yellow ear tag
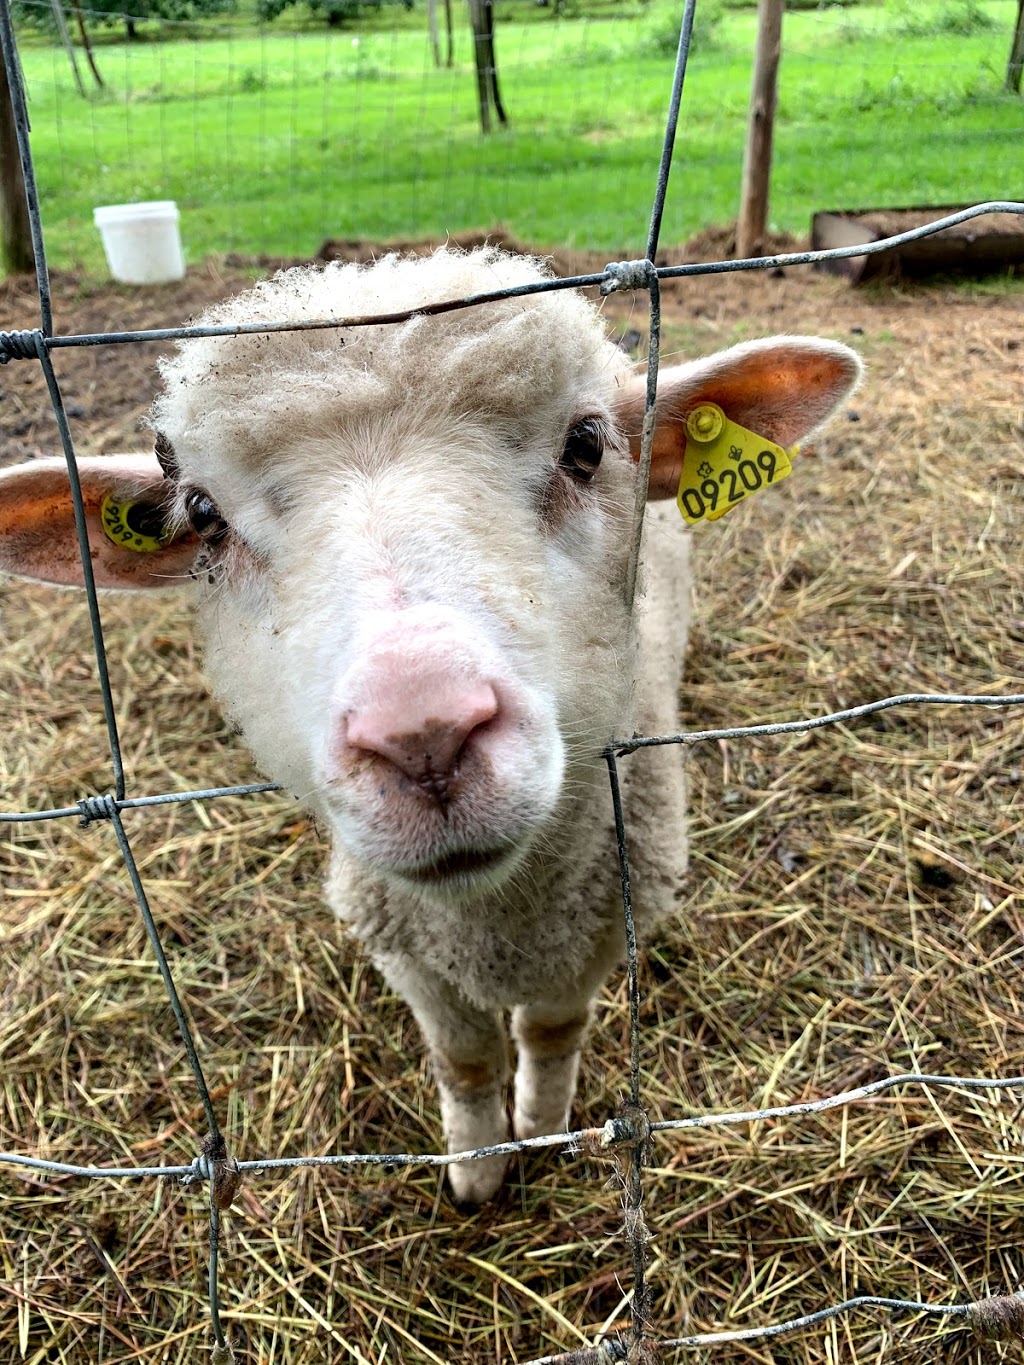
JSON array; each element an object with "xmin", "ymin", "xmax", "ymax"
[
  {"xmin": 677, "ymin": 403, "xmax": 797, "ymax": 525},
  {"xmin": 100, "ymin": 493, "xmax": 174, "ymax": 553}
]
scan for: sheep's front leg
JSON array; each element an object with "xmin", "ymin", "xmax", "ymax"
[
  {"xmin": 510, "ymin": 921, "xmax": 627, "ymax": 1141},
  {"xmin": 511, "ymin": 999, "xmax": 595, "ymax": 1141},
  {"xmin": 380, "ymin": 955, "xmax": 510, "ymax": 1204}
]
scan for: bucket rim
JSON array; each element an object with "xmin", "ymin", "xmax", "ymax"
[{"xmin": 93, "ymin": 200, "xmax": 180, "ymax": 225}]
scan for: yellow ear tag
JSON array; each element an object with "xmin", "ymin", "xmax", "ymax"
[
  {"xmin": 100, "ymin": 493, "xmax": 173, "ymax": 554},
  {"xmin": 677, "ymin": 403, "xmax": 798, "ymax": 526}
]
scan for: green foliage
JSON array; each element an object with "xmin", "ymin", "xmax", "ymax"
[
  {"xmin": 783, "ymin": 0, "xmax": 864, "ymax": 10},
  {"xmin": 256, "ymin": 0, "xmax": 408, "ymax": 27},
  {"xmin": 237, "ymin": 65, "xmax": 267, "ymax": 91},
  {"xmin": 638, "ymin": 0, "xmax": 726, "ymax": 58},
  {"xmin": 13, "ymin": 0, "xmax": 230, "ymax": 30},
  {"xmin": 893, "ymin": 0, "xmax": 998, "ymax": 38},
  {"xmin": 720, "ymin": 0, "xmax": 867, "ymax": 8}
]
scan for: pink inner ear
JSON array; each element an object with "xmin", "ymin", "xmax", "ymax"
[
  {"xmin": 682, "ymin": 347, "xmax": 862, "ymax": 449},
  {"xmin": 615, "ymin": 339, "xmax": 862, "ymax": 501},
  {"xmin": 0, "ymin": 457, "xmax": 200, "ymax": 591}
]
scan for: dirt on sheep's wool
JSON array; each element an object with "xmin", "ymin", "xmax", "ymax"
[{"xmin": 1, "ymin": 235, "xmax": 1023, "ymax": 1365}]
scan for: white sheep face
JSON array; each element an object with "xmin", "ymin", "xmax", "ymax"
[
  {"xmin": 165, "ymin": 368, "xmax": 639, "ymax": 902},
  {"xmin": 145, "ymin": 251, "xmax": 642, "ymax": 901}
]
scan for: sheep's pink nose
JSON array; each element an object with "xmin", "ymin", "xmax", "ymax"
[{"xmin": 345, "ymin": 679, "xmax": 499, "ymax": 801}]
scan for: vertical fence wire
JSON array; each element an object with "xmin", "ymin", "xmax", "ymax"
[
  {"xmin": 33, "ymin": 337, "xmax": 128, "ymax": 798},
  {"xmin": 1, "ymin": 2, "xmax": 226, "ymax": 1337},
  {"xmin": 607, "ymin": 751, "xmax": 652, "ymax": 1355},
  {"xmin": 0, "ymin": 0, "xmax": 50, "ymax": 332},
  {"xmin": 2, "ymin": 0, "xmax": 1024, "ymax": 1358},
  {"xmin": 645, "ymin": 0, "xmax": 696, "ymax": 264},
  {"xmin": 1, "ymin": 0, "xmax": 126, "ymax": 798}
]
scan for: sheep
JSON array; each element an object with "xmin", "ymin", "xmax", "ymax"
[{"xmin": 0, "ymin": 248, "xmax": 861, "ymax": 1203}]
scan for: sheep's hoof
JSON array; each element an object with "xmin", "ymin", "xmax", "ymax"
[
  {"xmin": 448, "ymin": 1152, "xmax": 509, "ymax": 1206},
  {"xmin": 514, "ymin": 1105, "xmax": 571, "ymax": 1143}
]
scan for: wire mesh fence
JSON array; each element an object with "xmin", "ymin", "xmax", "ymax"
[
  {"xmin": 7, "ymin": 0, "xmax": 1023, "ymax": 268},
  {"xmin": 2, "ymin": 0, "xmax": 1024, "ymax": 1357}
]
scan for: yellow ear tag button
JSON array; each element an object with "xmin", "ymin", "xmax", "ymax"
[
  {"xmin": 677, "ymin": 402, "xmax": 797, "ymax": 525},
  {"xmin": 100, "ymin": 493, "xmax": 173, "ymax": 554}
]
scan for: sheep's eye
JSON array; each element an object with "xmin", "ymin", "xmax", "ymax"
[
  {"xmin": 559, "ymin": 418, "xmax": 604, "ymax": 483},
  {"xmin": 185, "ymin": 490, "xmax": 229, "ymax": 544}
]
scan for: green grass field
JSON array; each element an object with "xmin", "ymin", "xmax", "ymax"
[{"xmin": 10, "ymin": 0, "xmax": 1024, "ymax": 273}]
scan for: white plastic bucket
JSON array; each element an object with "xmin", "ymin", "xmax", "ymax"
[{"xmin": 93, "ymin": 200, "xmax": 186, "ymax": 285}]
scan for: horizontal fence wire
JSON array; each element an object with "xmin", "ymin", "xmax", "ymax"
[
  {"xmin": 4, "ymin": 1071, "xmax": 1024, "ymax": 1180},
  {"xmin": 3, "ymin": 0, "xmax": 1024, "ymax": 1356},
  {"xmin": 515, "ymin": 1293, "xmax": 1024, "ymax": 1364},
  {"xmin": 3, "ymin": 693, "xmax": 1024, "ymax": 825},
  {"xmin": 2, "ymin": 201, "xmax": 1023, "ymax": 365}
]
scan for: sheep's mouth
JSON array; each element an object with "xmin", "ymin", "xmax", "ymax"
[{"xmin": 399, "ymin": 843, "xmax": 514, "ymax": 884}]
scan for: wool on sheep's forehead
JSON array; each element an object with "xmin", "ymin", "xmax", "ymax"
[{"xmin": 151, "ymin": 249, "xmax": 628, "ymax": 470}]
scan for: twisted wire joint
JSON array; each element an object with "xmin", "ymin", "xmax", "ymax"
[
  {"xmin": 181, "ymin": 1134, "xmax": 242, "ymax": 1210},
  {"xmin": 600, "ymin": 260, "xmax": 658, "ymax": 296},
  {"xmin": 182, "ymin": 1152, "xmax": 217, "ymax": 1186},
  {"xmin": 0, "ymin": 329, "xmax": 41, "ymax": 364},
  {"xmin": 77, "ymin": 794, "xmax": 119, "ymax": 827}
]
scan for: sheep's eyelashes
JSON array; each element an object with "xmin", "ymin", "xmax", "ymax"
[
  {"xmin": 559, "ymin": 419, "xmax": 604, "ymax": 483},
  {"xmin": 184, "ymin": 490, "xmax": 229, "ymax": 544}
]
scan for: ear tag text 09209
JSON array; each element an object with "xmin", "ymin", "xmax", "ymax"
[
  {"xmin": 100, "ymin": 493, "xmax": 174, "ymax": 554},
  {"xmin": 676, "ymin": 402, "xmax": 798, "ymax": 526}
]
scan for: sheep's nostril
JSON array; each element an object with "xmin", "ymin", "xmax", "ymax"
[{"xmin": 345, "ymin": 684, "xmax": 499, "ymax": 799}]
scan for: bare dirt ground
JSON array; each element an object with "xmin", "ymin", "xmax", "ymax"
[{"xmin": 1, "ymin": 234, "xmax": 1023, "ymax": 1364}]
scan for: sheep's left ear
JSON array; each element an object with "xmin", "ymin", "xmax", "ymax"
[
  {"xmin": 613, "ymin": 337, "xmax": 863, "ymax": 500},
  {"xmin": 0, "ymin": 455, "xmax": 199, "ymax": 589}
]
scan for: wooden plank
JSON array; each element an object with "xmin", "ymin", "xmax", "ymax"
[{"xmin": 811, "ymin": 206, "xmax": 1024, "ymax": 283}]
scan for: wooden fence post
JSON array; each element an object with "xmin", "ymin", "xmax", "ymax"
[
  {"xmin": 0, "ymin": 46, "xmax": 34, "ymax": 276},
  {"xmin": 736, "ymin": 0, "xmax": 783, "ymax": 260}
]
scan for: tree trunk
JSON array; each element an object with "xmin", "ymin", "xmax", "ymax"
[
  {"xmin": 467, "ymin": 0, "xmax": 508, "ymax": 132},
  {"xmin": 427, "ymin": 0, "xmax": 441, "ymax": 68},
  {"xmin": 481, "ymin": 0, "xmax": 507, "ymax": 127},
  {"xmin": 444, "ymin": 0, "xmax": 453, "ymax": 67},
  {"xmin": 480, "ymin": 0, "xmax": 510, "ymax": 129},
  {"xmin": 0, "ymin": 51, "xmax": 34, "ymax": 275},
  {"xmin": 69, "ymin": 0, "xmax": 104, "ymax": 89},
  {"xmin": 1007, "ymin": 0, "xmax": 1024, "ymax": 93},
  {"xmin": 48, "ymin": 0, "xmax": 86, "ymax": 98},
  {"xmin": 736, "ymin": 0, "xmax": 782, "ymax": 259},
  {"xmin": 467, "ymin": 0, "xmax": 491, "ymax": 132}
]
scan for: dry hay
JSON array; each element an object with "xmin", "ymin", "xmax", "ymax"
[{"xmin": 1, "ymin": 250, "xmax": 1023, "ymax": 1364}]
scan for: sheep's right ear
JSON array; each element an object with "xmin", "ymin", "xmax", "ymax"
[
  {"xmin": 0, "ymin": 456, "xmax": 200, "ymax": 590},
  {"xmin": 613, "ymin": 337, "xmax": 863, "ymax": 499}
]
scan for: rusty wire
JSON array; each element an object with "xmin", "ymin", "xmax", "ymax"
[{"xmin": 2, "ymin": 0, "xmax": 1024, "ymax": 1357}]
